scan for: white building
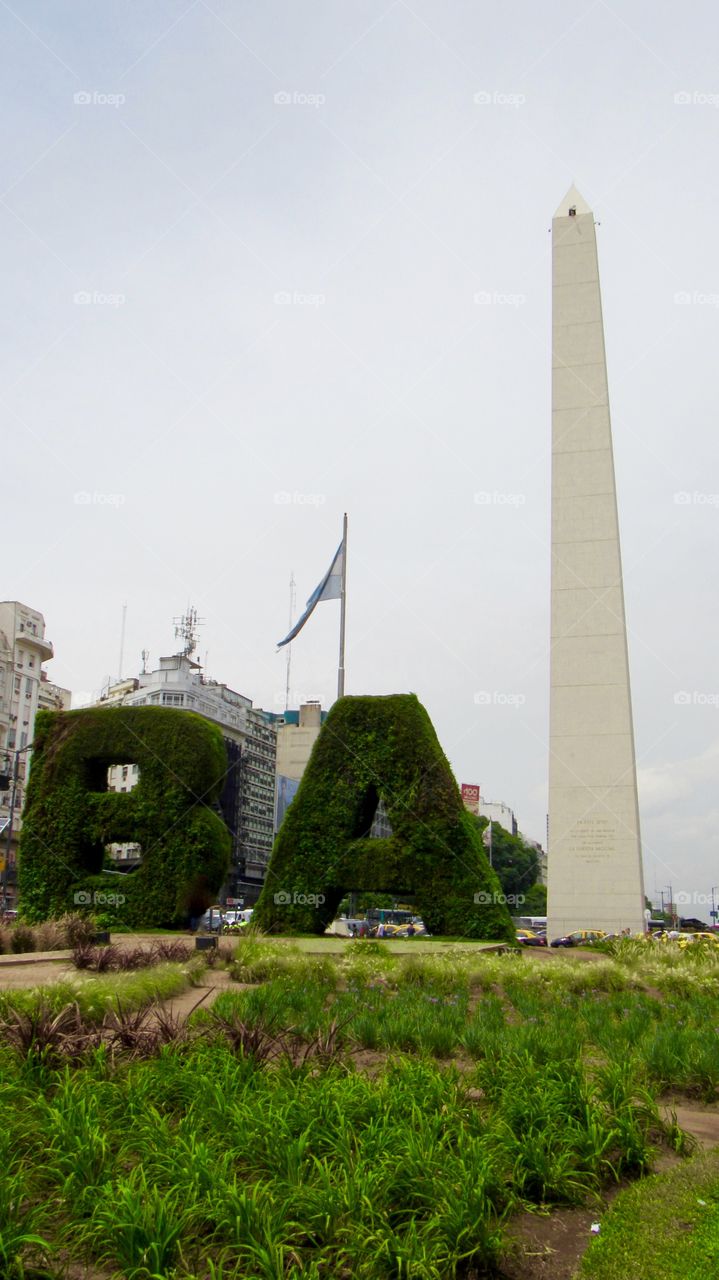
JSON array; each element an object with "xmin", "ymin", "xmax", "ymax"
[
  {"xmin": 94, "ymin": 652, "xmax": 277, "ymax": 896},
  {"xmin": 0, "ymin": 602, "xmax": 70, "ymax": 904},
  {"xmin": 478, "ymin": 799, "xmax": 517, "ymax": 836}
]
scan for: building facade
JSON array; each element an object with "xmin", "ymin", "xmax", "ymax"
[
  {"xmin": 274, "ymin": 701, "xmax": 325, "ymax": 782},
  {"xmin": 479, "ymin": 799, "xmax": 518, "ymax": 837},
  {"xmin": 0, "ymin": 602, "xmax": 70, "ymax": 906}
]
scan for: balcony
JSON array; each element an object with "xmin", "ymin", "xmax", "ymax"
[{"xmin": 16, "ymin": 630, "xmax": 53, "ymax": 661}]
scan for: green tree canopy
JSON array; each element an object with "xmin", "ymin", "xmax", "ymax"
[{"xmin": 472, "ymin": 817, "xmax": 541, "ymax": 907}]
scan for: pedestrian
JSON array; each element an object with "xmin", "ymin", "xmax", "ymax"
[
  {"xmin": 377, "ymin": 921, "xmax": 385, "ymax": 938},
  {"xmin": 407, "ymin": 922, "xmax": 415, "ymax": 937}
]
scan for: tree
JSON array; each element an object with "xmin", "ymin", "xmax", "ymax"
[
  {"xmin": 521, "ymin": 882, "xmax": 547, "ymax": 915},
  {"xmin": 471, "ymin": 817, "xmax": 541, "ymax": 906}
]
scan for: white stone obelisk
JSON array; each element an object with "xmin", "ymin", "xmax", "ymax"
[{"xmin": 547, "ymin": 185, "xmax": 645, "ymax": 939}]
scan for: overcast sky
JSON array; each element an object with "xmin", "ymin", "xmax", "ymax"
[{"xmin": 4, "ymin": 1, "xmax": 718, "ymax": 910}]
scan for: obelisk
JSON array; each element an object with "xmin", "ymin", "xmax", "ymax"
[{"xmin": 547, "ymin": 185, "xmax": 645, "ymax": 939}]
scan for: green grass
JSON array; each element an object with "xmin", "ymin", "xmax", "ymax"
[
  {"xmin": 0, "ymin": 941, "xmax": 716, "ymax": 1278},
  {"xmin": 0, "ymin": 959, "xmax": 203, "ymax": 1023},
  {"xmin": 578, "ymin": 1149, "xmax": 719, "ymax": 1279},
  {"xmin": 0, "ymin": 1035, "xmax": 678, "ymax": 1279}
]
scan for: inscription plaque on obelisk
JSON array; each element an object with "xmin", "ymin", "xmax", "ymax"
[{"xmin": 547, "ymin": 185, "xmax": 645, "ymax": 938}]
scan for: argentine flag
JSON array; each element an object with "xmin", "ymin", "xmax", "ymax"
[{"xmin": 277, "ymin": 537, "xmax": 344, "ymax": 648}]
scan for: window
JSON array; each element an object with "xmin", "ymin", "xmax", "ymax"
[
  {"xmin": 14, "ymin": 677, "xmax": 20, "ymax": 695},
  {"xmin": 103, "ymin": 757, "xmax": 138, "ymax": 788}
]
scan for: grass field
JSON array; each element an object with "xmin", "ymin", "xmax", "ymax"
[{"xmin": 0, "ymin": 936, "xmax": 717, "ymax": 1278}]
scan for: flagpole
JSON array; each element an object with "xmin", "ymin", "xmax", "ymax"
[{"xmin": 337, "ymin": 512, "xmax": 348, "ymax": 699}]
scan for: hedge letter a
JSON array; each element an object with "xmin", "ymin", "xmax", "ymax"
[{"xmin": 254, "ymin": 694, "xmax": 515, "ymax": 941}]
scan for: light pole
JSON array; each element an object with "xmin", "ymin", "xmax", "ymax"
[{"xmin": 711, "ymin": 887, "xmax": 718, "ymax": 930}]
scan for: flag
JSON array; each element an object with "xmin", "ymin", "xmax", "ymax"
[
  {"xmin": 277, "ymin": 537, "xmax": 344, "ymax": 648},
  {"xmin": 482, "ymin": 820, "xmax": 492, "ymax": 848}
]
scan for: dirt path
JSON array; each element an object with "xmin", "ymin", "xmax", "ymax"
[
  {"xmin": 0, "ymin": 959, "xmax": 75, "ymax": 989},
  {"xmin": 663, "ymin": 1102, "xmax": 719, "ymax": 1149},
  {"xmin": 160, "ymin": 965, "xmax": 234, "ymax": 1019}
]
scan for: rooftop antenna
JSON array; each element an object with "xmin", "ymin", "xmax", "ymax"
[
  {"xmin": 285, "ymin": 571, "xmax": 296, "ymax": 712},
  {"xmin": 173, "ymin": 606, "xmax": 203, "ymax": 659},
  {"xmin": 118, "ymin": 603, "xmax": 127, "ymax": 681},
  {"xmin": 141, "ymin": 649, "xmax": 149, "ymax": 675}
]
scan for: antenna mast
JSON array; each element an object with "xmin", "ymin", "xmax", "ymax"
[
  {"xmin": 173, "ymin": 606, "xmax": 204, "ymax": 659},
  {"xmin": 118, "ymin": 603, "xmax": 127, "ymax": 681},
  {"xmin": 285, "ymin": 572, "xmax": 296, "ymax": 712}
]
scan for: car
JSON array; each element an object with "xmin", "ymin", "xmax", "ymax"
[
  {"xmin": 197, "ymin": 906, "xmax": 225, "ymax": 932},
  {"xmin": 389, "ymin": 922, "xmax": 427, "ymax": 938},
  {"xmin": 550, "ymin": 929, "xmax": 606, "ymax": 948},
  {"xmin": 677, "ymin": 931, "xmax": 719, "ymax": 949},
  {"xmin": 221, "ymin": 908, "xmax": 254, "ymax": 934},
  {"xmin": 516, "ymin": 928, "xmax": 547, "ymax": 947}
]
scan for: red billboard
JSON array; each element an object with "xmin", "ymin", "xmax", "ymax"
[{"xmin": 461, "ymin": 783, "xmax": 480, "ymax": 814}]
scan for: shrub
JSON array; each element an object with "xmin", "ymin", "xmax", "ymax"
[
  {"xmin": 9, "ymin": 925, "xmax": 36, "ymax": 954},
  {"xmin": 33, "ymin": 919, "xmax": 68, "ymax": 951},
  {"xmin": 254, "ymin": 693, "xmax": 515, "ymax": 942},
  {"xmin": 55, "ymin": 913, "xmax": 98, "ymax": 948},
  {"xmin": 17, "ymin": 705, "xmax": 231, "ymax": 928}
]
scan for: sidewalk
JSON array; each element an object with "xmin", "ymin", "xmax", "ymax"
[{"xmin": 0, "ymin": 949, "xmax": 73, "ymax": 966}]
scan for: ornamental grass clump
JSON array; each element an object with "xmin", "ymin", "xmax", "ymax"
[
  {"xmin": 9, "ymin": 924, "xmax": 36, "ymax": 954},
  {"xmin": 72, "ymin": 939, "xmax": 195, "ymax": 972}
]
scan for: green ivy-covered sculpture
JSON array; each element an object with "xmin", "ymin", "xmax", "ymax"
[
  {"xmin": 18, "ymin": 706, "xmax": 231, "ymax": 928},
  {"xmin": 255, "ymin": 694, "xmax": 516, "ymax": 941}
]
